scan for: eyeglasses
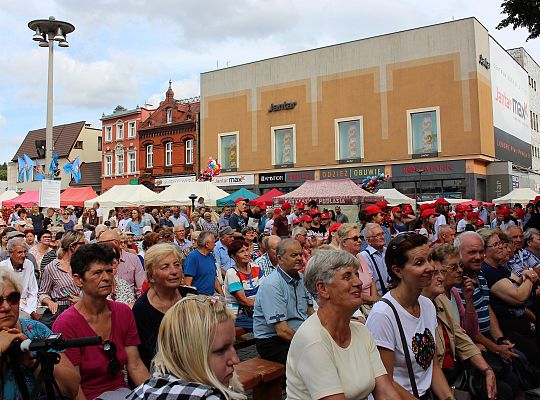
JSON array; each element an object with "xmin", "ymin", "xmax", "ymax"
[
  {"xmin": 366, "ymin": 233, "xmax": 385, "ymax": 240},
  {"xmin": 442, "ymin": 263, "xmax": 463, "ymax": 271},
  {"xmin": 429, "ymin": 269, "xmax": 448, "ymax": 278},
  {"xmin": 103, "ymin": 340, "xmax": 121, "ymax": 375},
  {"xmin": 391, "ymin": 231, "xmax": 419, "ymax": 249},
  {"xmin": 486, "ymin": 241, "xmax": 504, "ymax": 248},
  {"xmin": 344, "ymin": 236, "xmax": 361, "ymax": 242},
  {"xmin": 0, "ymin": 291, "xmax": 21, "ymax": 306}
]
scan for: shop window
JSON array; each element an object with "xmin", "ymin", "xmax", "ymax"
[
  {"xmin": 271, "ymin": 125, "xmax": 296, "ymax": 168},
  {"xmin": 334, "ymin": 117, "xmax": 363, "ymax": 162},
  {"xmin": 218, "ymin": 132, "xmax": 239, "ymax": 171},
  {"xmin": 442, "ymin": 179, "xmax": 465, "ymax": 198},
  {"xmin": 406, "ymin": 107, "xmax": 441, "ymax": 158}
]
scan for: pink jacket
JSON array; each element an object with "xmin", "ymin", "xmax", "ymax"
[{"xmin": 451, "ymin": 287, "xmax": 480, "ymax": 339}]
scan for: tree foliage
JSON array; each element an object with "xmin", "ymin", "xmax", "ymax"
[
  {"xmin": 0, "ymin": 163, "xmax": 6, "ymax": 181},
  {"xmin": 497, "ymin": 0, "xmax": 540, "ymax": 41}
]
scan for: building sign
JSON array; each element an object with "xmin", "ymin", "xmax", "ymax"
[
  {"xmin": 259, "ymin": 172, "xmax": 286, "ymax": 184},
  {"xmin": 512, "ymin": 175, "xmax": 520, "ymax": 189},
  {"xmin": 285, "ymin": 170, "xmax": 314, "ymax": 182},
  {"xmin": 320, "ymin": 166, "xmax": 385, "ymax": 181},
  {"xmin": 212, "ymin": 174, "xmax": 255, "ymax": 187},
  {"xmin": 155, "ymin": 175, "xmax": 196, "ymax": 187},
  {"xmin": 487, "ymin": 174, "xmax": 512, "ymax": 201},
  {"xmin": 268, "ymin": 101, "xmax": 296, "ymax": 112},
  {"xmin": 490, "ymin": 37, "xmax": 531, "ymax": 167},
  {"xmin": 391, "ymin": 160, "xmax": 466, "ymax": 177}
]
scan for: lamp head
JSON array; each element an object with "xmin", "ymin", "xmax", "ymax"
[
  {"xmin": 58, "ymin": 39, "xmax": 69, "ymax": 48},
  {"xmin": 38, "ymin": 39, "xmax": 49, "ymax": 48},
  {"xmin": 53, "ymin": 27, "xmax": 65, "ymax": 41},
  {"xmin": 32, "ymin": 26, "xmax": 42, "ymax": 41}
]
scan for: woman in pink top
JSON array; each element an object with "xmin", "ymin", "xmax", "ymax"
[{"xmin": 53, "ymin": 243, "xmax": 149, "ymax": 399}]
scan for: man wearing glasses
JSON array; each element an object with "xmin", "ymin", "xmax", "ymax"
[{"xmin": 360, "ymin": 223, "xmax": 389, "ymax": 295}]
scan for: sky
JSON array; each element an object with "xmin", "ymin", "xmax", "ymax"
[{"xmin": 0, "ymin": 0, "xmax": 539, "ymax": 165}]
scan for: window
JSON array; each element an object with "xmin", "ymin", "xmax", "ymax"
[
  {"xmin": 218, "ymin": 132, "xmax": 239, "ymax": 170},
  {"xmin": 116, "ymin": 153, "xmax": 124, "ymax": 175},
  {"xmin": 406, "ymin": 107, "xmax": 441, "ymax": 158},
  {"xmin": 74, "ymin": 140, "xmax": 83, "ymax": 149},
  {"xmin": 334, "ymin": 117, "xmax": 363, "ymax": 161},
  {"xmin": 146, "ymin": 145, "xmax": 153, "ymax": 168},
  {"xmin": 104, "ymin": 155, "xmax": 112, "ymax": 176},
  {"xmin": 166, "ymin": 109, "xmax": 173, "ymax": 124},
  {"xmin": 128, "ymin": 121, "xmax": 136, "ymax": 138},
  {"xmin": 116, "ymin": 123, "xmax": 124, "ymax": 140},
  {"xmin": 271, "ymin": 125, "xmax": 296, "ymax": 167},
  {"xmin": 98, "ymin": 136, "xmax": 102, "ymax": 151},
  {"xmin": 105, "ymin": 126, "xmax": 112, "ymax": 142},
  {"xmin": 165, "ymin": 142, "xmax": 173, "ymax": 166},
  {"xmin": 185, "ymin": 139, "xmax": 194, "ymax": 165},
  {"xmin": 127, "ymin": 151, "xmax": 136, "ymax": 173}
]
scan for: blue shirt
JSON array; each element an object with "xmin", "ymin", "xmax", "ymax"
[
  {"xmin": 183, "ymin": 250, "xmax": 217, "ymax": 295},
  {"xmin": 507, "ymin": 248, "xmax": 540, "ymax": 277},
  {"xmin": 253, "ymin": 267, "xmax": 312, "ymax": 339},
  {"xmin": 360, "ymin": 225, "xmax": 391, "ymax": 251},
  {"xmin": 360, "ymin": 246, "xmax": 389, "ymax": 295},
  {"xmin": 456, "ymin": 271, "xmax": 491, "ymax": 334},
  {"xmin": 127, "ymin": 220, "xmax": 145, "ymax": 236},
  {"xmin": 214, "ymin": 240, "xmax": 235, "ymax": 271}
]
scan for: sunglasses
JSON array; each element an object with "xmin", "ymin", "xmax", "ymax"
[
  {"xmin": 390, "ymin": 231, "xmax": 420, "ymax": 249},
  {"xmin": 344, "ymin": 236, "xmax": 362, "ymax": 242},
  {"xmin": 0, "ymin": 291, "xmax": 21, "ymax": 306},
  {"xmin": 103, "ymin": 340, "xmax": 121, "ymax": 375}
]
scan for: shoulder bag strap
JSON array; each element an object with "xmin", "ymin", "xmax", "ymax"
[
  {"xmin": 363, "ymin": 250, "xmax": 388, "ymax": 294},
  {"xmin": 380, "ymin": 298, "xmax": 419, "ymax": 399}
]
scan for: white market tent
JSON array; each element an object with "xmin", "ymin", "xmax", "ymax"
[
  {"xmin": 492, "ymin": 188, "xmax": 540, "ymax": 205},
  {"xmin": 83, "ymin": 185, "xmax": 159, "ymax": 208},
  {"xmin": 376, "ymin": 188, "xmax": 416, "ymax": 206},
  {"xmin": 418, "ymin": 198, "xmax": 472, "ymax": 206},
  {"xmin": 0, "ymin": 190, "xmax": 20, "ymax": 208},
  {"xmin": 155, "ymin": 181, "xmax": 229, "ymax": 207}
]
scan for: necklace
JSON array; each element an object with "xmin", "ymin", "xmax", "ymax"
[{"xmin": 392, "ymin": 289, "xmax": 420, "ymax": 317}]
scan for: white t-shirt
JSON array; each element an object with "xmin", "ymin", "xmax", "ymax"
[
  {"xmin": 433, "ymin": 214, "xmax": 446, "ymax": 240},
  {"xmin": 96, "ymin": 208, "xmax": 103, "ymax": 218},
  {"xmin": 366, "ymin": 292, "xmax": 436, "ymax": 397},
  {"xmin": 456, "ymin": 218, "xmax": 467, "ymax": 233},
  {"xmin": 287, "ymin": 313, "xmax": 387, "ymax": 400}
]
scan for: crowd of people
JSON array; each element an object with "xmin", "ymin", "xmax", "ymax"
[{"xmin": 0, "ymin": 195, "xmax": 539, "ymax": 399}]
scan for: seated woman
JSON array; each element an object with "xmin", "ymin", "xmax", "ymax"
[
  {"xmin": 132, "ymin": 243, "xmax": 197, "ymax": 369},
  {"xmin": 0, "ymin": 269, "xmax": 79, "ymax": 398},
  {"xmin": 52, "ymin": 243, "xmax": 149, "ymax": 400},
  {"xmin": 127, "ymin": 295, "xmax": 245, "ymax": 400},
  {"xmin": 223, "ymin": 240, "xmax": 264, "ymax": 332},
  {"xmin": 423, "ymin": 247, "xmax": 497, "ymax": 400},
  {"xmin": 287, "ymin": 248, "xmax": 399, "ymax": 400},
  {"xmin": 366, "ymin": 232, "xmax": 454, "ymax": 400}
]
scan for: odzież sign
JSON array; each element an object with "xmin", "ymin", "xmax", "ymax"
[{"xmin": 268, "ymin": 101, "xmax": 296, "ymax": 112}]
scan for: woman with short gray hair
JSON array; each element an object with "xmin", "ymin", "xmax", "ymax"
[
  {"xmin": 524, "ymin": 227, "xmax": 540, "ymax": 258},
  {"xmin": 286, "ymin": 248, "xmax": 399, "ymax": 400}
]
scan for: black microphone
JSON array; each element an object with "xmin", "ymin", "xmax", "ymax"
[{"xmin": 11, "ymin": 334, "xmax": 102, "ymax": 353}]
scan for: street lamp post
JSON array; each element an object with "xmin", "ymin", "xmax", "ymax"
[
  {"xmin": 28, "ymin": 16, "xmax": 75, "ymax": 178},
  {"xmin": 188, "ymin": 193, "xmax": 197, "ymax": 212},
  {"xmin": 415, "ymin": 168, "xmax": 425, "ymax": 202}
]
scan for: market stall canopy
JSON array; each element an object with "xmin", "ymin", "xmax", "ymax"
[
  {"xmin": 155, "ymin": 181, "xmax": 229, "ymax": 207},
  {"xmin": 274, "ymin": 179, "xmax": 382, "ymax": 206},
  {"xmin": 0, "ymin": 190, "xmax": 20, "ymax": 208},
  {"xmin": 250, "ymin": 188, "xmax": 284, "ymax": 206},
  {"xmin": 376, "ymin": 188, "xmax": 416, "ymax": 206},
  {"xmin": 459, "ymin": 200, "xmax": 494, "ymax": 208},
  {"xmin": 217, "ymin": 188, "xmax": 258, "ymax": 207},
  {"xmin": 3, "ymin": 190, "xmax": 40, "ymax": 208},
  {"xmin": 418, "ymin": 198, "xmax": 472, "ymax": 206},
  {"xmin": 492, "ymin": 188, "xmax": 540, "ymax": 205},
  {"xmin": 60, "ymin": 186, "xmax": 98, "ymax": 207},
  {"xmin": 84, "ymin": 185, "xmax": 159, "ymax": 208}
]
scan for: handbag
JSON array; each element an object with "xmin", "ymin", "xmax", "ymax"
[{"xmin": 445, "ymin": 364, "xmax": 486, "ymax": 400}]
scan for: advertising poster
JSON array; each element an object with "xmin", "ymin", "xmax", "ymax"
[
  {"xmin": 219, "ymin": 134, "xmax": 237, "ymax": 170},
  {"xmin": 39, "ymin": 179, "xmax": 61, "ymax": 209},
  {"xmin": 411, "ymin": 110, "xmax": 438, "ymax": 158},
  {"xmin": 337, "ymin": 119, "xmax": 361, "ymax": 161},
  {"xmin": 274, "ymin": 128, "xmax": 294, "ymax": 166},
  {"xmin": 489, "ymin": 37, "xmax": 531, "ymax": 168}
]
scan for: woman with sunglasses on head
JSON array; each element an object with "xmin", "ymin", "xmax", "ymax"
[
  {"xmin": 128, "ymin": 295, "xmax": 245, "ymax": 400},
  {"xmin": 53, "ymin": 243, "xmax": 149, "ymax": 400},
  {"xmin": 366, "ymin": 232, "xmax": 455, "ymax": 400},
  {"xmin": 38, "ymin": 230, "xmax": 85, "ymax": 327},
  {"xmin": 423, "ymin": 246, "xmax": 497, "ymax": 400},
  {"xmin": 0, "ymin": 268, "xmax": 80, "ymax": 399}
]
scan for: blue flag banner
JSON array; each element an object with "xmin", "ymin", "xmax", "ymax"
[
  {"xmin": 49, "ymin": 152, "xmax": 58, "ymax": 174},
  {"xmin": 72, "ymin": 157, "xmax": 81, "ymax": 183},
  {"xmin": 17, "ymin": 156, "xmax": 25, "ymax": 182},
  {"xmin": 34, "ymin": 159, "xmax": 45, "ymax": 181},
  {"xmin": 23, "ymin": 153, "xmax": 34, "ymax": 182}
]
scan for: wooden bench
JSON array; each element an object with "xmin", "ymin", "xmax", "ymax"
[
  {"xmin": 234, "ymin": 327, "xmax": 256, "ymax": 350},
  {"xmin": 236, "ymin": 358, "xmax": 285, "ymax": 400}
]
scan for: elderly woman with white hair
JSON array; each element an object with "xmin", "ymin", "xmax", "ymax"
[{"xmin": 286, "ymin": 248, "xmax": 400, "ymax": 400}]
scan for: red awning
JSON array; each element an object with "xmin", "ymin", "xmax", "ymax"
[
  {"xmin": 250, "ymin": 188, "xmax": 284, "ymax": 206},
  {"xmin": 60, "ymin": 186, "xmax": 98, "ymax": 207},
  {"xmin": 2, "ymin": 190, "xmax": 40, "ymax": 208}
]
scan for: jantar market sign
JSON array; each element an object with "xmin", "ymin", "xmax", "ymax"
[{"xmin": 268, "ymin": 101, "xmax": 296, "ymax": 112}]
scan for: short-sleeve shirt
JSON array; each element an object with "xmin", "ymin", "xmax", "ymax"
[
  {"xmin": 366, "ymin": 292, "xmax": 436, "ymax": 397},
  {"xmin": 183, "ymin": 250, "xmax": 217, "ymax": 295},
  {"xmin": 253, "ymin": 267, "xmax": 312, "ymax": 339},
  {"xmin": 224, "ymin": 264, "xmax": 264, "ymax": 313},
  {"xmin": 287, "ymin": 313, "xmax": 387, "ymax": 400},
  {"xmin": 272, "ymin": 215, "xmax": 289, "ymax": 237},
  {"xmin": 213, "ymin": 241, "xmax": 235, "ymax": 271},
  {"xmin": 52, "ymin": 301, "xmax": 140, "ymax": 400},
  {"xmin": 507, "ymin": 248, "xmax": 540, "ymax": 277},
  {"xmin": 229, "ymin": 213, "xmax": 247, "ymax": 233},
  {"xmin": 481, "ymin": 262, "xmax": 526, "ymax": 318}
]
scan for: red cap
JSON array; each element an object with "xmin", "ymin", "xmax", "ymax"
[
  {"xmin": 419, "ymin": 203, "xmax": 433, "ymax": 211},
  {"xmin": 496, "ymin": 207, "xmax": 511, "ymax": 216},
  {"xmin": 320, "ymin": 213, "xmax": 330, "ymax": 219},
  {"xmin": 364, "ymin": 205, "xmax": 385, "ymax": 216},
  {"xmin": 421, "ymin": 208, "xmax": 438, "ymax": 219},
  {"xmin": 391, "ymin": 206, "xmax": 402, "ymax": 213},
  {"xmin": 468, "ymin": 211, "xmax": 478, "ymax": 220},
  {"xmin": 310, "ymin": 209, "xmax": 321, "ymax": 216},
  {"xmin": 403, "ymin": 204, "xmax": 413, "ymax": 214},
  {"xmin": 234, "ymin": 197, "xmax": 248, "ymax": 205},
  {"xmin": 293, "ymin": 218, "xmax": 301, "ymax": 225},
  {"xmin": 475, "ymin": 217, "xmax": 485, "ymax": 227},
  {"xmin": 375, "ymin": 200, "xmax": 388, "ymax": 209},
  {"xmin": 273, "ymin": 208, "xmax": 282, "ymax": 215},
  {"xmin": 296, "ymin": 201, "xmax": 305, "ymax": 209},
  {"xmin": 434, "ymin": 198, "xmax": 450, "ymax": 205},
  {"xmin": 281, "ymin": 202, "xmax": 291, "ymax": 210},
  {"xmin": 301, "ymin": 214, "xmax": 312, "ymax": 222},
  {"xmin": 256, "ymin": 201, "xmax": 267, "ymax": 210},
  {"xmin": 329, "ymin": 222, "xmax": 341, "ymax": 233},
  {"xmin": 535, "ymin": 196, "xmax": 540, "ymax": 203},
  {"xmin": 515, "ymin": 208, "xmax": 525, "ymax": 219}
]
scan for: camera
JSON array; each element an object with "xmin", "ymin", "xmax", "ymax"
[{"xmin": 10, "ymin": 333, "xmax": 102, "ymax": 353}]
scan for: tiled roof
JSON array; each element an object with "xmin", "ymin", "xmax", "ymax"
[
  {"xmin": 11, "ymin": 121, "xmax": 86, "ymax": 162},
  {"xmin": 70, "ymin": 162, "xmax": 102, "ymax": 188}
]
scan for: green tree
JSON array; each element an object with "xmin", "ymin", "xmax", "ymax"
[
  {"xmin": 497, "ymin": 0, "xmax": 540, "ymax": 41},
  {"xmin": 0, "ymin": 163, "xmax": 6, "ymax": 181}
]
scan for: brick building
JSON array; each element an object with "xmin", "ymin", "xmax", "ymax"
[{"xmin": 138, "ymin": 82, "xmax": 199, "ymax": 191}]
